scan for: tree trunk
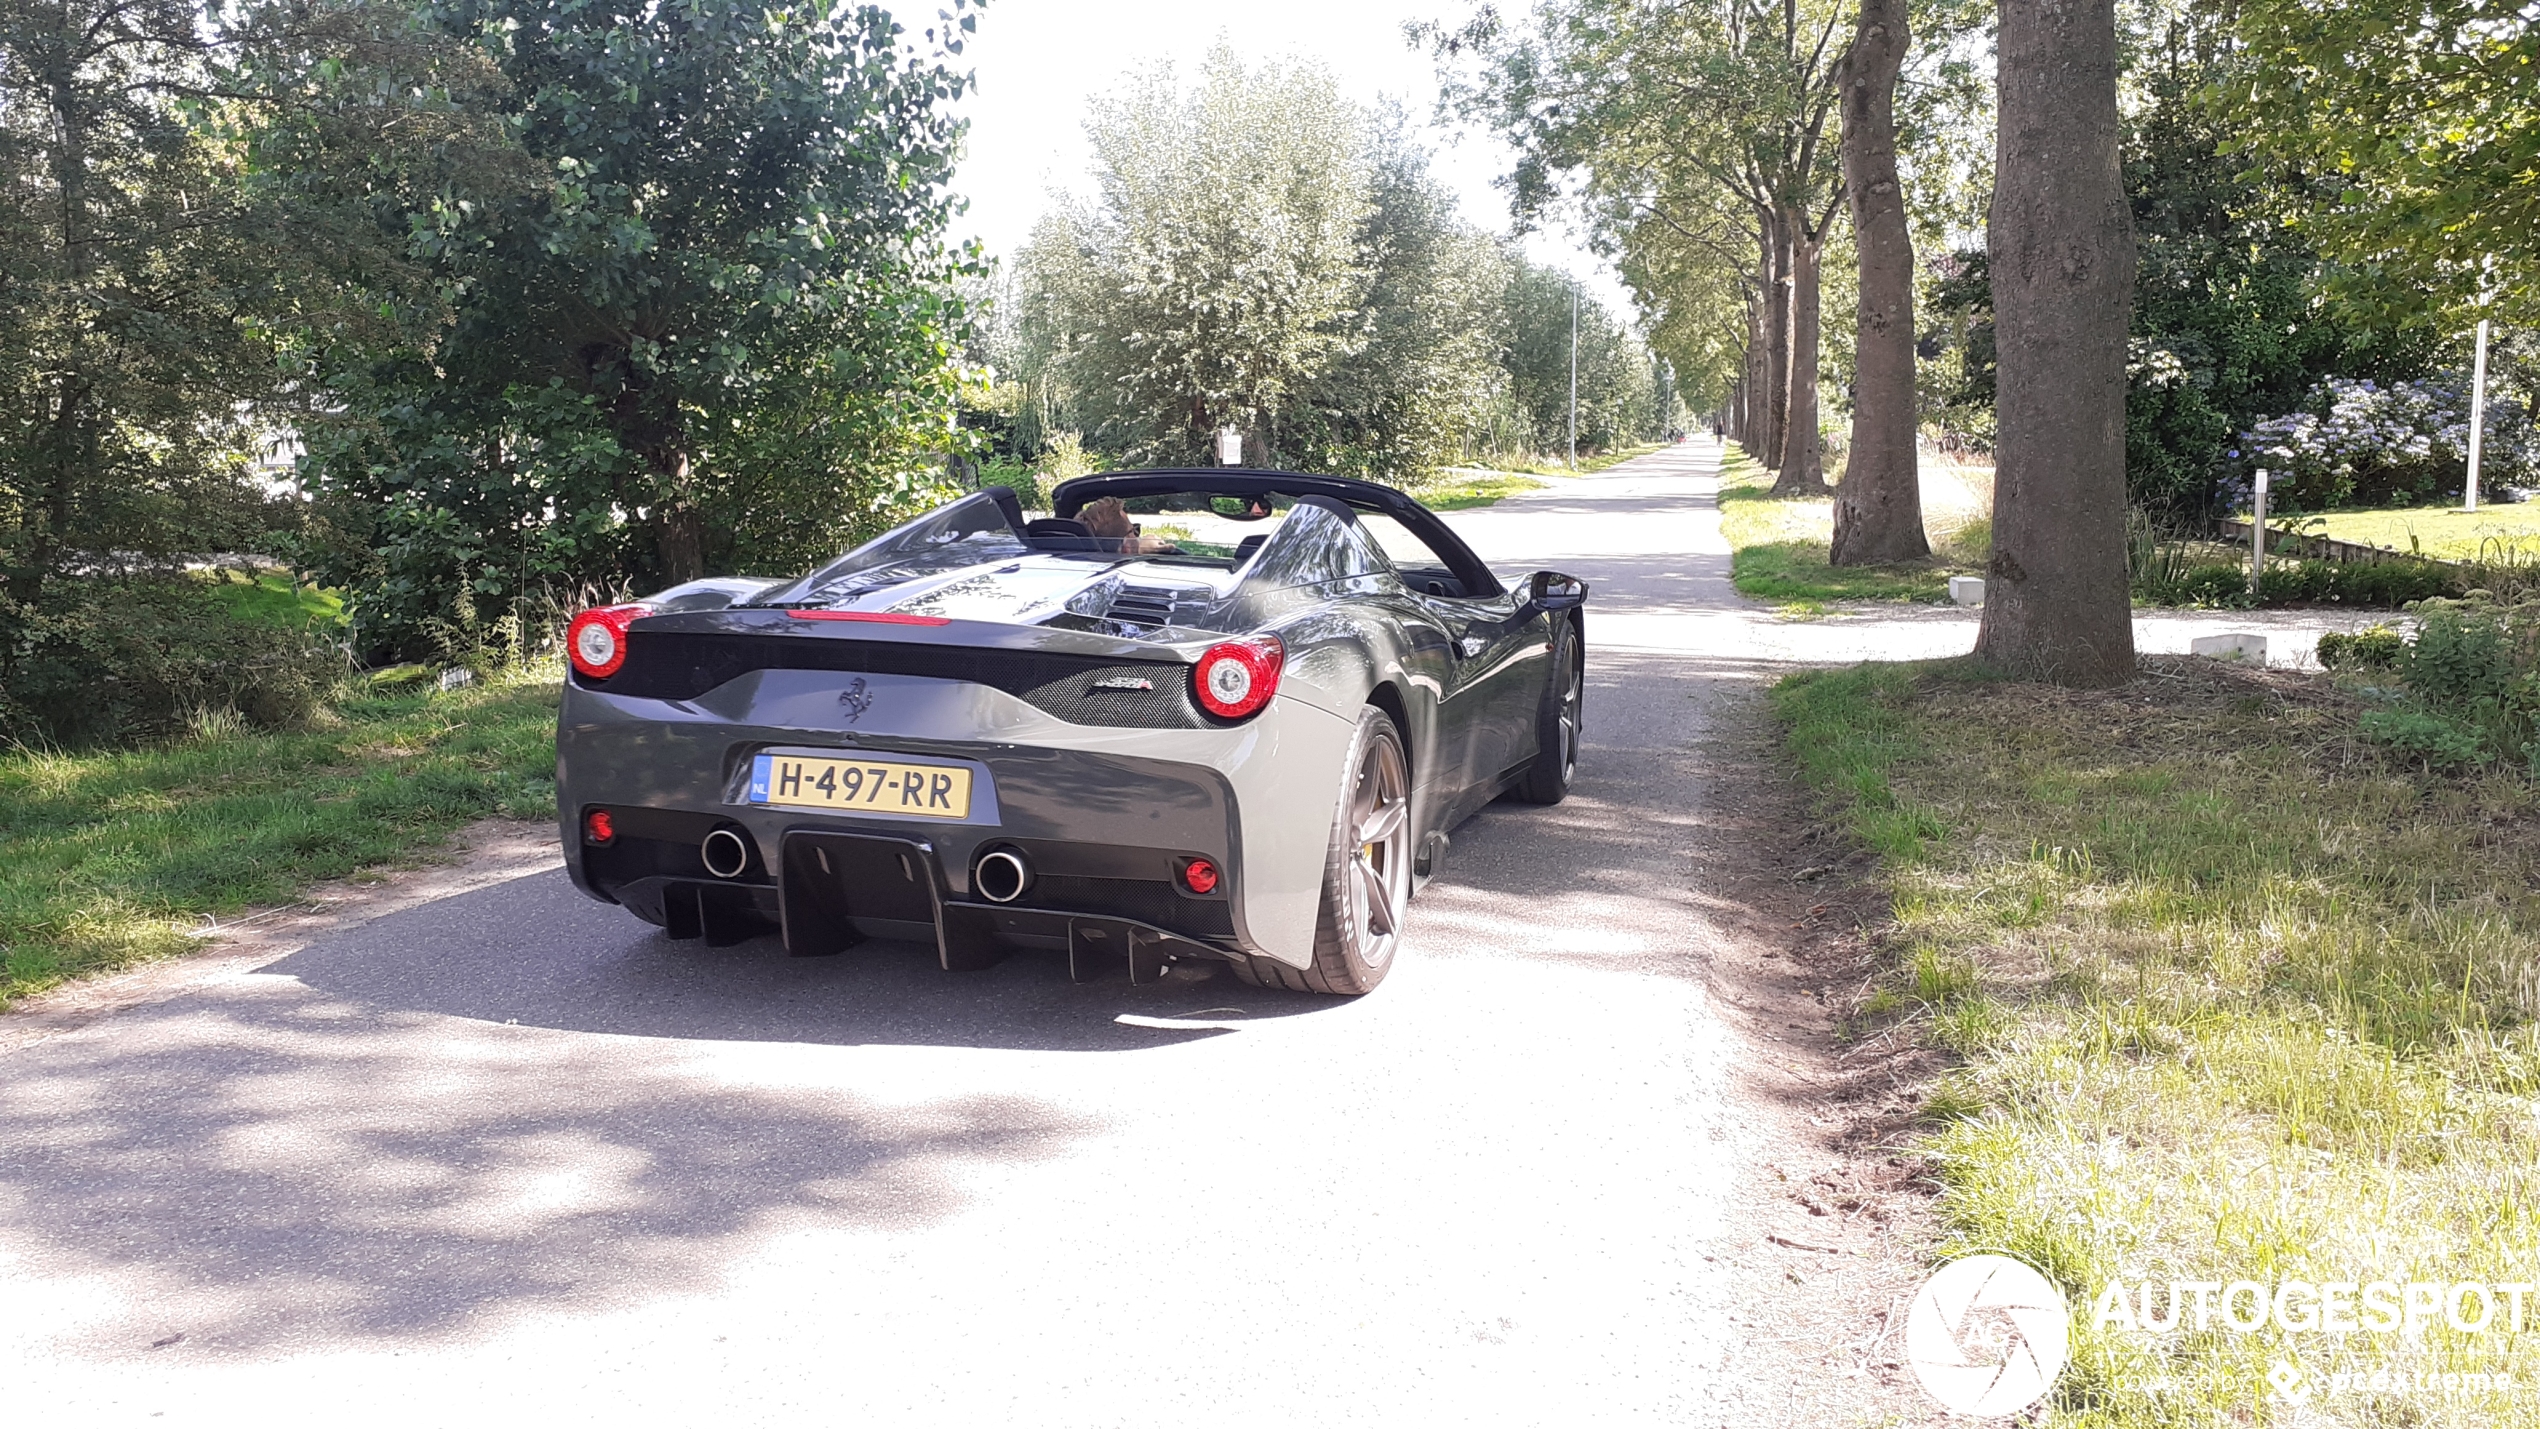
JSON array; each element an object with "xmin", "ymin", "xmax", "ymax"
[
  {"xmin": 1771, "ymin": 224, "xmax": 1829, "ymax": 495},
  {"xmin": 1976, "ymin": 0, "xmax": 2137, "ymax": 685},
  {"xmin": 16, "ymin": 43, "xmax": 95, "ymax": 607},
  {"xmin": 650, "ymin": 445, "xmax": 707, "ymax": 583},
  {"xmin": 1830, "ymin": 0, "xmax": 1931, "ymax": 564},
  {"xmin": 1758, "ymin": 215, "xmax": 1791, "ymax": 469}
]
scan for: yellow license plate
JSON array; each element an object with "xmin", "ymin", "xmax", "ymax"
[{"xmin": 747, "ymin": 753, "xmax": 974, "ymax": 819}]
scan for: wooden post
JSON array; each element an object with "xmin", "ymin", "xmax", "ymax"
[
  {"xmin": 2250, "ymin": 468, "xmax": 2269, "ymax": 596},
  {"xmin": 2467, "ymin": 318, "xmax": 2490, "ymax": 512}
]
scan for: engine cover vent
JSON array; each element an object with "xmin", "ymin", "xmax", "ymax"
[{"xmin": 1105, "ymin": 583, "xmax": 1206, "ymax": 627}]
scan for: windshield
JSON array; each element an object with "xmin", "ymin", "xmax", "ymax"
[
  {"xmin": 753, "ymin": 492, "xmax": 1032, "ymax": 606},
  {"xmin": 1048, "ymin": 491, "xmax": 1300, "ymax": 570}
]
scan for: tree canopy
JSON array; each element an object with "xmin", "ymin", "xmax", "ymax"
[
  {"xmin": 1011, "ymin": 50, "xmax": 1661, "ymax": 479},
  {"xmin": 297, "ymin": 0, "xmax": 982, "ymax": 657},
  {"xmin": 2229, "ymin": 0, "xmax": 2539, "ymax": 327}
]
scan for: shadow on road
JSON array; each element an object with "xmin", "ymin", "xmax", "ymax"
[
  {"xmin": 262, "ymin": 869, "xmax": 1333, "ymax": 1051},
  {"xmin": 0, "ymin": 977, "xmax": 1087, "ymax": 1352}
]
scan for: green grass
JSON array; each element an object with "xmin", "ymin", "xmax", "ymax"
[
  {"xmin": 0, "ymin": 670, "xmax": 562, "ymax": 1007},
  {"xmin": 1775, "ymin": 659, "xmax": 2540, "ymax": 1425},
  {"xmin": 2308, "ymin": 505, "xmax": 2540, "ymax": 563},
  {"xmin": 1716, "ymin": 444, "xmax": 1983, "ymax": 607},
  {"xmin": 198, "ymin": 568, "xmax": 347, "ymax": 631},
  {"xmin": 1410, "ymin": 470, "xmax": 1553, "ymax": 510},
  {"xmin": 1482, "ymin": 440, "xmax": 1668, "ymax": 478}
]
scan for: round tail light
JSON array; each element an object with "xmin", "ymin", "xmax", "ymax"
[
  {"xmin": 583, "ymin": 809, "xmax": 615, "ymax": 845},
  {"xmin": 1180, "ymin": 858, "xmax": 1220, "ymax": 895},
  {"xmin": 1192, "ymin": 635, "xmax": 1283, "ymax": 720},
  {"xmin": 567, "ymin": 603, "xmax": 652, "ymax": 680}
]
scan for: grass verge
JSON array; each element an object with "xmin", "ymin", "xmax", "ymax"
[
  {"xmin": 1775, "ymin": 658, "xmax": 2540, "ymax": 1424},
  {"xmin": 0, "ymin": 670, "xmax": 561, "ymax": 1007},
  {"xmin": 1411, "ymin": 470, "xmax": 1552, "ymax": 510},
  {"xmin": 2312, "ymin": 505, "xmax": 2540, "ymax": 563},
  {"xmin": 1483, "ymin": 441, "xmax": 1668, "ymax": 478},
  {"xmin": 1717, "ymin": 445, "xmax": 1984, "ymax": 608}
]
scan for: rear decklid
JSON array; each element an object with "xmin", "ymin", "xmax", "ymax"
[{"xmin": 577, "ymin": 610, "xmax": 1224, "ymax": 729}]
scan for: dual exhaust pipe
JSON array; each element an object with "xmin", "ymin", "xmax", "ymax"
[{"xmin": 701, "ymin": 826, "xmax": 1034, "ymax": 905}]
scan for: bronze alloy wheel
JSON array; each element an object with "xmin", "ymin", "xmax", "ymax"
[
  {"xmin": 1345, "ymin": 720, "xmax": 1412, "ymax": 969},
  {"xmin": 1552, "ymin": 639, "xmax": 1580, "ymax": 782},
  {"xmin": 1224, "ymin": 707, "xmax": 1412, "ymax": 995}
]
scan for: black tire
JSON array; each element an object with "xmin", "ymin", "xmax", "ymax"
[
  {"xmin": 1226, "ymin": 707, "xmax": 1412, "ymax": 995},
  {"xmin": 1513, "ymin": 616, "xmax": 1582, "ymax": 805}
]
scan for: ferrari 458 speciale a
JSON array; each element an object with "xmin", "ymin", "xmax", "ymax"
[{"xmin": 557, "ymin": 469, "xmax": 1587, "ymax": 994}]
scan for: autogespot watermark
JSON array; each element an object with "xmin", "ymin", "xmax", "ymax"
[
  {"xmin": 1903, "ymin": 1256, "xmax": 2532, "ymax": 1417},
  {"xmin": 1906, "ymin": 1255, "xmax": 2072, "ymax": 1416}
]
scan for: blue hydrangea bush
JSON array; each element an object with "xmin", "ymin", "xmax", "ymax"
[{"xmin": 2223, "ymin": 375, "xmax": 2536, "ymax": 511}]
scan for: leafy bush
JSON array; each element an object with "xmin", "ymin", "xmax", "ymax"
[
  {"xmin": 2403, "ymin": 600, "xmax": 2527, "ymax": 703},
  {"xmin": 2316, "ymin": 624, "xmax": 2406, "ymax": 670},
  {"xmin": 2357, "ymin": 708, "xmax": 2489, "ymax": 769},
  {"xmin": 974, "ymin": 459, "xmax": 1044, "ymax": 512},
  {"xmin": 2231, "ymin": 374, "xmax": 2536, "ymax": 511},
  {"xmin": 2139, "ymin": 557, "xmax": 2462, "ymax": 608},
  {"xmin": 2257, "ymin": 557, "xmax": 2462, "ymax": 606},
  {"xmin": 2337, "ymin": 598, "xmax": 2540, "ymax": 773},
  {"xmin": 0, "ymin": 578, "xmax": 346, "ymax": 747}
]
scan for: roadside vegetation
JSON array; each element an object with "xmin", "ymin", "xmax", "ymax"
[
  {"xmin": 2309, "ymin": 507, "xmax": 2540, "ymax": 564},
  {"xmin": 0, "ymin": 671, "xmax": 560, "ymax": 1008},
  {"xmin": 1408, "ymin": 470, "xmax": 1554, "ymax": 510},
  {"xmin": 1717, "ymin": 444, "xmax": 1986, "ymax": 609},
  {"xmin": 1776, "ymin": 646, "xmax": 2540, "ymax": 1423}
]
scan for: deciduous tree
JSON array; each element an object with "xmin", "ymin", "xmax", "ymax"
[
  {"xmin": 1974, "ymin": 0, "xmax": 2136, "ymax": 685},
  {"xmin": 2230, "ymin": 0, "xmax": 2539, "ymax": 327},
  {"xmin": 302, "ymin": 0, "xmax": 979, "ymax": 656},
  {"xmin": 1830, "ymin": 0, "xmax": 1928, "ymax": 563}
]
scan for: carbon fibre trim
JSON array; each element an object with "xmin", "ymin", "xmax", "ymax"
[{"xmin": 583, "ymin": 631, "xmax": 1208, "ymax": 728}]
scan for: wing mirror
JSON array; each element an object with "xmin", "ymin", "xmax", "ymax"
[{"xmin": 1527, "ymin": 571, "xmax": 1588, "ymax": 613}]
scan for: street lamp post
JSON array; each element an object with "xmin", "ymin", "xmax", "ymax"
[{"xmin": 1567, "ymin": 286, "xmax": 1579, "ymax": 471}]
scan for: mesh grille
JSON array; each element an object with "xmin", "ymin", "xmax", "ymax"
[{"xmin": 1029, "ymin": 875, "xmax": 1237, "ymax": 941}]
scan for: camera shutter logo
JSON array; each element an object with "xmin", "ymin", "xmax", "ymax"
[{"xmin": 1905, "ymin": 1254, "xmax": 2071, "ymax": 1416}]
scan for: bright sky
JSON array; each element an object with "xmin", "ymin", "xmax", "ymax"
[{"xmin": 945, "ymin": 0, "xmax": 1636, "ymax": 316}]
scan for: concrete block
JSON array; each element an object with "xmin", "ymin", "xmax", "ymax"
[
  {"xmin": 1948, "ymin": 576, "xmax": 1985, "ymax": 606},
  {"xmin": 2189, "ymin": 633, "xmax": 2267, "ymax": 663}
]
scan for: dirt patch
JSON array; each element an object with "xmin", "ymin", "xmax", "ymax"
[
  {"xmin": 0, "ymin": 818, "xmax": 561, "ymax": 1056},
  {"xmin": 1686, "ymin": 683, "xmax": 1953, "ymax": 1426}
]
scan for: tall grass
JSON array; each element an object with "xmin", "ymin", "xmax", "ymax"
[
  {"xmin": 0, "ymin": 669, "xmax": 562, "ymax": 1006},
  {"xmin": 1776, "ymin": 659, "xmax": 2540, "ymax": 1425}
]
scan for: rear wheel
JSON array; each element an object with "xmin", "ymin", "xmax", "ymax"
[
  {"xmin": 1513, "ymin": 617, "xmax": 1581, "ymax": 805},
  {"xmin": 1227, "ymin": 707, "xmax": 1411, "ymax": 995}
]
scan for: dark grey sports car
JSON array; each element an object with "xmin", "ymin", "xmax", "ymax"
[{"xmin": 556, "ymin": 469, "xmax": 1586, "ymax": 994}]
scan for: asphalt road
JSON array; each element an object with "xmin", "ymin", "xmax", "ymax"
[{"xmin": 5, "ymin": 445, "xmax": 1778, "ymax": 1426}]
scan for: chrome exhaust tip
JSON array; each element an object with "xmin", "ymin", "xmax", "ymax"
[
  {"xmin": 701, "ymin": 827, "xmax": 753, "ymax": 880},
  {"xmin": 974, "ymin": 848, "xmax": 1032, "ymax": 904}
]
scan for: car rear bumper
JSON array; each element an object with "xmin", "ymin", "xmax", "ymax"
[{"xmin": 556, "ymin": 670, "xmax": 1355, "ymax": 969}]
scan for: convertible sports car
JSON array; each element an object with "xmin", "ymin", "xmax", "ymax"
[{"xmin": 555, "ymin": 468, "xmax": 1587, "ymax": 994}]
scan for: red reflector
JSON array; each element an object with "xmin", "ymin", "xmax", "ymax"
[
  {"xmin": 1181, "ymin": 858, "xmax": 1220, "ymax": 895},
  {"xmin": 785, "ymin": 609, "xmax": 953, "ymax": 627},
  {"xmin": 584, "ymin": 809, "xmax": 615, "ymax": 845}
]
